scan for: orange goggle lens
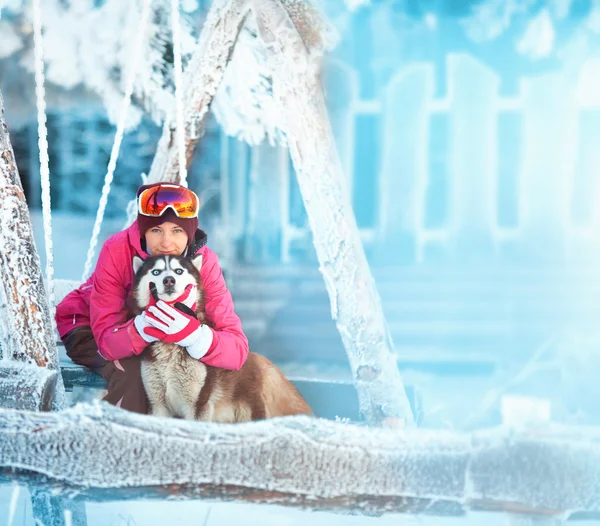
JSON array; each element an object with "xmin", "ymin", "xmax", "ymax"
[{"xmin": 138, "ymin": 185, "xmax": 199, "ymax": 219}]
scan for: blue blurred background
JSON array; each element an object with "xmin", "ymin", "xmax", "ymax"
[{"xmin": 2, "ymin": 0, "xmax": 600, "ymax": 429}]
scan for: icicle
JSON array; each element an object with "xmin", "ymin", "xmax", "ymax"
[
  {"xmin": 81, "ymin": 0, "xmax": 152, "ymax": 282},
  {"xmin": 171, "ymin": 0, "xmax": 188, "ymax": 186},
  {"xmin": 32, "ymin": 0, "xmax": 55, "ymax": 324}
]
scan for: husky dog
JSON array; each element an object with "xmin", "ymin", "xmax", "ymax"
[{"xmin": 130, "ymin": 254, "xmax": 312, "ymax": 422}]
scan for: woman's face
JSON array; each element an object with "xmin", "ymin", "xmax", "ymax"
[{"xmin": 144, "ymin": 222, "xmax": 188, "ymax": 256}]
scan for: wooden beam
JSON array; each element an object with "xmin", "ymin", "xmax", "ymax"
[
  {"xmin": 251, "ymin": 0, "xmax": 414, "ymax": 427},
  {"xmin": 0, "ymin": 403, "xmax": 599, "ymax": 519},
  {"xmin": 146, "ymin": 0, "xmax": 251, "ymax": 186},
  {"xmin": 0, "ymin": 90, "xmax": 57, "ymax": 369},
  {"xmin": 0, "ymin": 362, "xmax": 59, "ymax": 411},
  {"xmin": 146, "ymin": 0, "xmax": 333, "ymax": 189}
]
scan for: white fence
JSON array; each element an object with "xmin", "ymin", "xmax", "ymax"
[{"xmin": 224, "ymin": 53, "xmax": 600, "ymax": 264}]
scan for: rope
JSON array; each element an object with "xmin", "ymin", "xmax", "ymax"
[
  {"xmin": 171, "ymin": 0, "xmax": 187, "ymax": 187},
  {"xmin": 32, "ymin": 0, "xmax": 55, "ymax": 323},
  {"xmin": 81, "ymin": 0, "xmax": 152, "ymax": 282}
]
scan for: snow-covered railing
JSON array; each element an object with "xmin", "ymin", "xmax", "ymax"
[{"xmin": 0, "ymin": 402, "xmax": 599, "ymax": 520}]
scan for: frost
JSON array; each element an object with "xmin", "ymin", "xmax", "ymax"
[
  {"xmin": 213, "ymin": 22, "xmax": 287, "ymax": 146},
  {"xmin": 0, "ymin": 360, "xmax": 59, "ymax": 411},
  {"xmin": 0, "ymin": 402, "xmax": 599, "ymax": 518},
  {"xmin": 0, "ymin": 93, "xmax": 58, "ymax": 369},
  {"xmin": 517, "ymin": 8, "xmax": 555, "ymax": 60},
  {"xmin": 344, "ymin": 0, "xmax": 370, "ymax": 12},
  {"xmin": 0, "ymin": 19, "xmax": 22, "ymax": 58},
  {"xmin": 462, "ymin": 0, "xmax": 535, "ymax": 43},
  {"xmin": 13, "ymin": 0, "xmax": 198, "ymax": 130},
  {"xmin": 146, "ymin": 0, "xmax": 251, "ymax": 184}
]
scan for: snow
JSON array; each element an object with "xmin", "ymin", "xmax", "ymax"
[
  {"xmin": 213, "ymin": 22, "xmax": 287, "ymax": 146},
  {"xmin": 0, "ymin": 401, "xmax": 600, "ymax": 522},
  {"xmin": 0, "ymin": 19, "xmax": 21, "ymax": 59},
  {"xmin": 517, "ymin": 9, "xmax": 556, "ymax": 60},
  {"xmin": 13, "ymin": 0, "xmax": 199, "ymax": 130},
  {"xmin": 213, "ymin": 0, "xmax": 337, "ymax": 146},
  {"xmin": 0, "ymin": 359, "xmax": 58, "ymax": 411},
  {"xmin": 0, "ymin": 483, "xmax": 514, "ymax": 526}
]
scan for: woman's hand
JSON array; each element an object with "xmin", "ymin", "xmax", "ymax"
[{"xmin": 143, "ymin": 285, "xmax": 213, "ymax": 359}]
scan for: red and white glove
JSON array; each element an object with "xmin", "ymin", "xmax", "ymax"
[
  {"xmin": 133, "ymin": 282, "xmax": 162, "ymax": 344},
  {"xmin": 134, "ymin": 312, "xmax": 161, "ymax": 343},
  {"xmin": 143, "ymin": 285, "xmax": 213, "ymax": 359}
]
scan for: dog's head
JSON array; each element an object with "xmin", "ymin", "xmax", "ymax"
[{"xmin": 131, "ymin": 254, "xmax": 203, "ymax": 310}]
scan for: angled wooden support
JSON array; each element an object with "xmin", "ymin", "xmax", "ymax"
[
  {"xmin": 123, "ymin": 0, "xmax": 252, "ymax": 226},
  {"xmin": 0, "ymin": 90, "xmax": 63, "ymax": 412},
  {"xmin": 147, "ymin": 0, "xmax": 252, "ymax": 185},
  {"xmin": 251, "ymin": 0, "xmax": 414, "ymax": 427}
]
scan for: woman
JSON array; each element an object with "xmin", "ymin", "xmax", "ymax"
[{"xmin": 56, "ymin": 182, "xmax": 249, "ymax": 414}]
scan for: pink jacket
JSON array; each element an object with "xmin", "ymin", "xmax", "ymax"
[{"xmin": 55, "ymin": 223, "xmax": 249, "ymax": 370}]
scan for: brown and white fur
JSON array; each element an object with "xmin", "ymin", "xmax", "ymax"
[{"xmin": 130, "ymin": 254, "xmax": 312, "ymax": 422}]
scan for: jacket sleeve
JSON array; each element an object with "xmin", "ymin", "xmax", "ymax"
[
  {"xmin": 199, "ymin": 249, "xmax": 249, "ymax": 370},
  {"xmin": 89, "ymin": 245, "xmax": 148, "ymax": 361}
]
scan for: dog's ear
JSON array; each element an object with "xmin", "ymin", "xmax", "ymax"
[
  {"xmin": 132, "ymin": 256, "xmax": 144, "ymax": 275},
  {"xmin": 190, "ymin": 254, "xmax": 203, "ymax": 272}
]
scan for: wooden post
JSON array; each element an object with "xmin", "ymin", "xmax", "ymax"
[
  {"xmin": 252, "ymin": 0, "xmax": 414, "ymax": 427},
  {"xmin": 140, "ymin": 0, "xmax": 335, "ymax": 190},
  {"xmin": 122, "ymin": 0, "xmax": 251, "ymax": 227},
  {"xmin": 146, "ymin": 0, "xmax": 251, "ymax": 186},
  {"xmin": 0, "ymin": 90, "xmax": 62, "ymax": 411}
]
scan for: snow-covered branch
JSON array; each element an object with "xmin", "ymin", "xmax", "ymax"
[
  {"xmin": 251, "ymin": 0, "xmax": 414, "ymax": 427},
  {"xmin": 1, "ymin": 402, "xmax": 600, "ymax": 519},
  {"xmin": 212, "ymin": 0, "xmax": 337, "ymax": 146}
]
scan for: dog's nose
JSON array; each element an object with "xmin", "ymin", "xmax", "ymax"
[{"xmin": 163, "ymin": 276, "xmax": 175, "ymax": 288}]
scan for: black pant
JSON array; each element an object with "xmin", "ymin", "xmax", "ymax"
[{"xmin": 63, "ymin": 326, "xmax": 149, "ymax": 414}]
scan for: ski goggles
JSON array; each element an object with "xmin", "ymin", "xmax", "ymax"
[{"xmin": 138, "ymin": 184, "xmax": 200, "ymax": 219}]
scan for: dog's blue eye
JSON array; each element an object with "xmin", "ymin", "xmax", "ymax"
[
  {"xmin": 152, "ymin": 270, "xmax": 161, "ymax": 276},
  {"xmin": 175, "ymin": 269, "xmax": 183, "ymax": 275}
]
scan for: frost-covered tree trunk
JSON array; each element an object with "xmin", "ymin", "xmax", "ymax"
[
  {"xmin": 0, "ymin": 90, "xmax": 63, "ymax": 411},
  {"xmin": 252, "ymin": 0, "xmax": 414, "ymax": 427},
  {"xmin": 0, "ymin": 92, "xmax": 56, "ymax": 368},
  {"xmin": 148, "ymin": 0, "xmax": 251, "ymax": 185}
]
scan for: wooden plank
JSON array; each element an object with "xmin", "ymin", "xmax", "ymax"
[
  {"xmin": 57, "ymin": 357, "xmax": 423, "ymax": 424},
  {"xmin": 0, "ymin": 404, "xmax": 599, "ymax": 519}
]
